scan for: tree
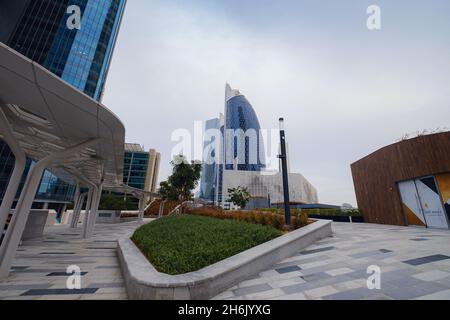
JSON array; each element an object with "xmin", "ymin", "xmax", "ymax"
[
  {"xmin": 99, "ymin": 194, "xmax": 137, "ymax": 210},
  {"xmin": 159, "ymin": 155, "xmax": 202, "ymax": 201},
  {"xmin": 228, "ymin": 186, "xmax": 251, "ymax": 209}
]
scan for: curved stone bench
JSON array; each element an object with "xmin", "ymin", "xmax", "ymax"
[{"xmin": 118, "ymin": 219, "xmax": 332, "ymax": 300}]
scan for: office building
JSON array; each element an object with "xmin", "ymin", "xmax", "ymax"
[
  {"xmin": 0, "ymin": 0, "xmax": 126, "ymax": 101},
  {"xmin": 123, "ymin": 143, "xmax": 161, "ymax": 194},
  {"xmin": 199, "ymin": 118, "xmax": 221, "ymax": 202},
  {"xmin": 0, "ymin": 0, "xmax": 126, "ymax": 215},
  {"xmin": 200, "ymin": 84, "xmax": 318, "ymax": 208}
]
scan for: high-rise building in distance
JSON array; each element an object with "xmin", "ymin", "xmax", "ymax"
[
  {"xmin": 224, "ymin": 84, "xmax": 266, "ymax": 171},
  {"xmin": 123, "ymin": 143, "xmax": 161, "ymax": 195},
  {"xmin": 0, "ymin": 0, "xmax": 126, "ymax": 101},
  {"xmin": 199, "ymin": 118, "xmax": 221, "ymax": 202},
  {"xmin": 200, "ymin": 84, "xmax": 318, "ymax": 208}
]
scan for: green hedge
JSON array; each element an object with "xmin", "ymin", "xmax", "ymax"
[
  {"xmin": 131, "ymin": 215, "xmax": 282, "ymax": 275},
  {"xmin": 257, "ymin": 208, "xmax": 362, "ymax": 217}
]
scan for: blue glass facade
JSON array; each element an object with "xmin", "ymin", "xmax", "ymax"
[
  {"xmin": 2, "ymin": 0, "xmax": 126, "ymax": 101},
  {"xmin": 225, "ymin": 95, "xmax": 266, "ymax": 171},
  {"xmin": 199, "ymin": 118, "xmax": 220, "ymax": 202},
  {"xmin": 0, "ymin": 0, "xmax": 126, "ymax": 212},
  {"xmin": 200, "ymin": 85, "xmax": 266, "ymax": 204},
  {"xmin": 123, "ymin": 151, "xmax": 150, "ymax": 190}
]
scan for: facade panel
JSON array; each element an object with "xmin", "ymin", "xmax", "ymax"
[{"xmin": 1, "ymin": 0, "xmax": 126, "ymax": 101}]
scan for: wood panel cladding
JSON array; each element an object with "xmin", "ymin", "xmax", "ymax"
[{"xmin": 351, "ymin": 132, "xmax": 450, "ymax": 226}]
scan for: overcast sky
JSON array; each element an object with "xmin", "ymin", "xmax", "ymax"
[{"xmin": 102, "ymin": 0, "xmax": 450, "ymax": 206}]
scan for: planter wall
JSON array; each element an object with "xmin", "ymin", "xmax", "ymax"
[
  {"xmin": 118, "ymin": 219, "xmax": 333, "ymax": 300},
  {"xmin": 308, "ymin": 215, "xmax": 365, "ymax": 223}
]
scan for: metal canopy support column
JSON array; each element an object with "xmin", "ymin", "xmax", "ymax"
[
  {"xmin": 70, "ymin": 193, "xmax": 82, "ymax": 228},
  {"xmin": 71, "ymin": 193, "xmax": 87, "ymax": 228},
  {"xmin": 0, "ymin": 109, "xmax": 26, "ymax": 237},
  {"xmin": 0, "ymin": 139, "xmax": 99, "ymax": 278},
  {"xmin": 85, "ymin": 184, "xmax": 103, "ymax": 239},
  {"xmin": 69, "ymin": 183, "xmax": 80, "ymax": 228},
  {"xmin": 138, "ymin": 197, "xmax": 145, "ymax": 222},
  {"xmin": 82, "ymin": 185, "xmax": 97, "ymax": 239},
  {"xmin": 81, "ymin": 187, "xmax": 93, "ymax": 238}
]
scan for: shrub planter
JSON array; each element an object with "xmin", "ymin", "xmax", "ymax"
[
  {"xmin": 118, "ymin": 219, "xmax": 332, "ymax": 300},
  {"xmin": 308, "ymin": 215, "xmax": 364, "ymax": 223}
]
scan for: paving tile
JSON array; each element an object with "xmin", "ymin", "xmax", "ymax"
[
  {"xmin": 267, "ymin": 277, "xmax": 305, "ymax": 289},
  {"xmin": 304, "ymin": 285, "xmax": 339, "ymax": 299},
  {"xmin": 232, "ymin": 284, "xmax": 272, "ymax": 296},
  {"xmin": 300, "ymin": 246, "xmax": 335, "ymax": 255},
  {"xmin": 275, "ymin": 265, "xmax": 302, "ymax": 274},
  {"xmin": 240, "ymin": 289, "xmax": 285, "ymax": 300},
  {"xmin": 414, "ymin": 289, "xmax": 450, "ymax": 300},
  {"xmin": 350, "ymin": 249, "xmax": 392, "ymax": 259},
  {"xmin": 87, "ymin": 282, "xmax": 124, "ymax": 289},
  {"xmin": 387, "ymin": 276, "xmax": 429, "ymax": 288},
  {"xmin": 323, "ymin": 287, "xmax": 376, "ymax": 300},
  {"xmin": 272, "ymin": 292, "xmax": 307, "ymax": 300},
  {"xmin": 40, "ymin": 252, "xmax": 76, "ymax": 255},
  {"xmin": 380, "ymin": 284, "xmax": 432, "ymax": 300},
  {"xmin": 403, "ymin": 255, "xmax": 450, "ymax": 266},
  {"xmin": 79, "ymin": 293, "xmax": 127, "ymax": 300},
  {"xmin": 47, "ymin": 272, "xmax": 88, "ymax": 277},
  {"xmin": 413, "ymin": 270, "xmax": 450, "ymax": 282},
  {"xmin": 325, "ymin": 268, "xmax": 354, "ymax": 277},
  {"xmin": 21, "ymin": 288, "xmax": 98, "ymax": 296},
  {"xmin": 0, "ymin": 284, "xmax": 53, "ymax": 291},
  {"xmin": 301, "ymin": 272, "xmax": 331, "ymax": 282}
]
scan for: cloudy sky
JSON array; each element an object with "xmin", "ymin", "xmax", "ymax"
[{"xmin": 103, "ymin": 0, "xmax": 450, "ymax": 206}]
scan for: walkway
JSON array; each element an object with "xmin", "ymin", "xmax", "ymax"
[
  {"xmin": 214, "ymin": 222, "xmax": 450, "ymax": 300},
  {"xmin": 0, "ymin": 221, "xmax": 148, "ymax": 300},
  {"xmin": 2, "ymin": 221, "xmax": 450, "ymax": 300}
]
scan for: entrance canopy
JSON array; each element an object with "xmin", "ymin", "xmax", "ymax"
[
  {"xmin": 0, "ymin": 42, "xmax": 125, "ymax": 188},
  {"xmin": 0, "ymin": 42, "xmax": 158, "ymax": 277}
]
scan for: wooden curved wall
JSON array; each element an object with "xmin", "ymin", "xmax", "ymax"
[{"xmin": 351, "ymin": 132, "xmax": 450, "ymax": 226}]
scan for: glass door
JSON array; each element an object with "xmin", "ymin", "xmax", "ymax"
[{"xmin": 415, "ymin": 177, "xmax": 449, "ymax": 230}]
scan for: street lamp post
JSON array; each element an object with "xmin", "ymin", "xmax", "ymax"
[{"xmin": 278, "ymin": 118, "xmax": 291, "ymax": 226}]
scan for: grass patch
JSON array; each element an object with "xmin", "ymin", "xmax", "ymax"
[{"xmin": 131, "ymin": 215, "xmax": 282, "ymax": 275}]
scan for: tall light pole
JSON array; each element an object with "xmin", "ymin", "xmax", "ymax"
[{"xmin": 278, "ymin": 118, "xmax": 291, "ymax": 226}]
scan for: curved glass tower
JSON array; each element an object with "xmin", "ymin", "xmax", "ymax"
[
  {"xmin": 0, "ymin": 0, "xmax": 126, "ymax": 101},
  {"xmin": 224, "ymin": 84, "xmax": 266, "ymax": 171}
]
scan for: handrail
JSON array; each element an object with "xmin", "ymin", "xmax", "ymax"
[{"xmin": 168, "ymin": 201, "xmax": 193, "ymax": 216}]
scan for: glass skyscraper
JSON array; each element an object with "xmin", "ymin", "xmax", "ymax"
[
  {"xmin": 119, "ymin": 144, "xmax": 160, "ymax": 206},
  {"xmin": 0, "ymin": 0, "xmax": 126, "ymax": 214},
  {"xmin": 200, "ymin": 84, "xmax": 266, "ymax": 204},
  {"xmin": 224, "ymin": 84, "xmax": 266, "ymax": 171},
  {"xmin": 0, "ymin": 0, "xmax": 126, "ymax": 101},
  {"xmin": 199, "ymin": 118, "xmax": 221, "ymax": 202}
]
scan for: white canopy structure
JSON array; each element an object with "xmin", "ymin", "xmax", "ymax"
[{"xmin": 0, "ymin": 43, "xmax": 154, "ymax": 278}]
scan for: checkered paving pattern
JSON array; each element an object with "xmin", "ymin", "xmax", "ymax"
[
  {"xmin": 2, "ymin": 221, "xmax": 450, "ymax": 300},
  {"xmin": 214, "ymin": 223, "xmax": 450, "ymax": 300},
  {"xmin": 0, "ymin": 220, "xmax": 151, "ymax": 300}
]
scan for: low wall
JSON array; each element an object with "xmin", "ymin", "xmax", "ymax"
[
  {"xmin": 118, "ymin": 219, "xmax": 332, "ymax": 300},
  {"xmin": 308, "ymin": 215, "xmax": 365, "ymax": 223},
  {"xmin": 61, "ymin": 210, "xmax": 139, "ymax": 225},
  {"xmin": 45, "ymin": 210, "xmax": 58, "ymax": 226},
  {"xmin": 96, "ymin": 210, "xmax": 121, "ymax": 224},
  {"xmin": 22, "ymin": 209, "xmax": 50, "ymax": 240}
]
